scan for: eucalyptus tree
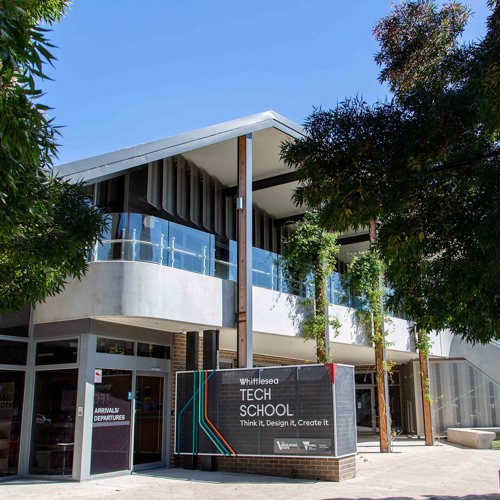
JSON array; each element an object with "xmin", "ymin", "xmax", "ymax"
[{"xmin": 281, "ymin": 1, "xmax": 499, "ymax": 344}]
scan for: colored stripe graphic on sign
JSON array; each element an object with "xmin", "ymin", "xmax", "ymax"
[{"xmin": 176, "ymin": 370, "xmax": 236, "ymax": 456}]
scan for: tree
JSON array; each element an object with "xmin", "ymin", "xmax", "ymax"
[
  {"xmin": 0, "ymin": 0, "xmax": 107, "ymax": 311},
  {"xmin": 281, "ymin": 1, "xmax": 499, "ymax": 344},
  {"xmin": 342, "ymin": 247, "xmax": 391, "ymax": 452},
  {"xmin": 281, "ymin": 212, "xmax": 340, "ymax": 362}
]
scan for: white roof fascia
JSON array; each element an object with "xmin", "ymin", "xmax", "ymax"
[{"xmin": 57, "ymin": 111, "xmax": 303, "ymax": 184}]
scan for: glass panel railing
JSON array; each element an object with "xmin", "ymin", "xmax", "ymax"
[
  {"xmin": 89, "ymin": 213, "xmax": 405, "ymax": 318},
  {"xmin": 252, "ymin": 247, "xmax": 278, "ymax": 290},
  {"xmin": 214, "ymin": 238, "xmax": 236, "ymax": 281},
  {"xmin": 168, "ymin": 221, "xmax": 213, "ymax": 275}
]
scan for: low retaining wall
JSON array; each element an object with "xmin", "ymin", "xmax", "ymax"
[
  {"xmin": 447, "ymin": 428, "xmax": 496, "ymax": 449},
  {"xmin": 214, "ymin": 455, "xmax": 356, "ymax": 482}
]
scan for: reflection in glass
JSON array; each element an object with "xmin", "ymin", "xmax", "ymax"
[
  {"xmin": 252, "ymin": 247, "xmax": 277, "ymax": 289},
  {"xmin": 134, "ymin": 376, "xmax": 164, "ymax": 466},
  {"xmin": 96, "ymin": 337, "xmax": 134, "ymax": 356},
  {"xmin": 0, "ymin": 371, "xmax": 25, "ymax": 477},
  {"xmin": 30, "ymin": 370, "xmax": 78, "ymax": 475},
  {"xmin": 91, "ymin": 370, "xmax": 132, "ymax": 474},
  {"xmin": 169, "ymin": 222, "xmax": 213, "ymax": 274},
  {"xmin": 35, "ymin": 339, "xmax": 78, "ymax": 366}
]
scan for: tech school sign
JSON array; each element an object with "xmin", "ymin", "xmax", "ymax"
[{"xmin": 175, "ymin": 363, "xmax": 356, "ymax": 458}]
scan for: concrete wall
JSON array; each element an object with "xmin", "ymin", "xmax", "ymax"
[
  {"xmin": 449, "ymin": 337, "xmax": 500, "ymax": 384},
  {"xmin": 35, "ymin": 261, "xmax": 417, "ymax": 356},
  {"xmin": 34, "ymin": 261, "xmax": 235, "ymax": 329}
]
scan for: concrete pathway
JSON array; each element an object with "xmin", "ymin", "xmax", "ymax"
[{"xmin": 1, "ymin": 438, "xmax": 499, "ymax": 500}]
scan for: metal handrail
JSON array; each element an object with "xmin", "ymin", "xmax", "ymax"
[
  {"xmin": 94, "ymin": 238, "xmax": 277, "ymax": 279},
  {"xmin": 89, "ymin": 213, "xmax": 402, "ymax": 316}
]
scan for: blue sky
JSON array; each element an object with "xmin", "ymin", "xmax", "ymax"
[{"xmin": 43, "ymin": 1, "xmax": 491, "ymax": 165}]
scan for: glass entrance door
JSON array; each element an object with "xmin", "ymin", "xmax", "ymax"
[
  {"xmin": 133, "ymin": 375, "xmax": 164, "ymax": 468},
  {"xmin": 0, "ymin": 370, "xmax": 25, "ymax": 477},
  {"xmin": 91, "ymin": 370, "xmax": 132, "ymax": 475},
  {"xmin": 30, "ymin": 369, "xmax": 78, "ymax": 475},
  {"xmin": 355, "ymin": 386, "xmax": 376, "ymax": 433}
]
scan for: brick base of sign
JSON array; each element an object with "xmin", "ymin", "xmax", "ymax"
[{"xmin": 213, "ymin": 455, "xmax": 356, "ymax": 482}]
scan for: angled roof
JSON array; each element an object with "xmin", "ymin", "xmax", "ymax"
[{"xmin": 56, "ymin": 110, "xmax": 303, "ymax": 183}]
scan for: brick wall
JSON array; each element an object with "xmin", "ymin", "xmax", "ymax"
[{"xmin": 214, "ymin": 455, "xmax": 356, "ymax": 482}]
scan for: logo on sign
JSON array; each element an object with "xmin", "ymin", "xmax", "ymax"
[{"xmin": 95, "ymin": 369, "xmax": 102, "ymax": 383}]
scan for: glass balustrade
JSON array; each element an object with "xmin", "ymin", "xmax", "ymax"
[{"xmin": 89, "ymin": 213, "xmax": 404, "ymax": 317}]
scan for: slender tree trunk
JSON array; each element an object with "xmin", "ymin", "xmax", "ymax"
[
  {"xmin": 370, "ymin": 219, "xmax": 391, "ymax": 452},
  {"xmin": 418, "ymin": 328, "xmax": 434, "ymax": 445},
  {"xmin": 375, "ymin": 339, "xmax": 390, "ymax": 452},
  {"xmin": 314, "ymin": 269, "xmax": 328, "ymax": 363}
]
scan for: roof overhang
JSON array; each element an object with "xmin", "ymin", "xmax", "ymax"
[
  {"xmin": 56, "ymin": 110, "xmax": 303, "ymax": 185},
  {"xmin": 56, "ymin": 110, "xmax": 369, "ymax": 247}
]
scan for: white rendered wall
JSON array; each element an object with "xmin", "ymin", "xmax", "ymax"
[
  {"xmin": 34, "ymin": 261, "xmax": 235, "ymax": 329},
  {"xmin": 35, "ymin": 261, "xmax": 418, "ymax": 356}
]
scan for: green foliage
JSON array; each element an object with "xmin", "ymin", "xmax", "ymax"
[
  {"xmin": 0, "ymin": 0, "xmax": 107, "ymax": 311},
  {"xmin": 374, "ymin": 1, "xmax": 471, "ymax": 97},
  {"xmin": 342, "ymin": 250, "xmax": 387, "ymax": 345},
  {"xmin": 281, "ymin": 212, "xmax": 338, "ymax": 285},
  {"xmin": 281, "ymin": 212, "xmax": 340, "ymax": 362},
  {"xmin": 282, "ymin": 1, "xmax": 499, "ymax": 344},
  {"xmin": 414, "ymin": 327, "xmax": 432, "ymax": 357}
]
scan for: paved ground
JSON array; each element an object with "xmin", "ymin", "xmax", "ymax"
[{"xmin": 1, "ymin": 437, "xmax": 499, "ymax": 500}]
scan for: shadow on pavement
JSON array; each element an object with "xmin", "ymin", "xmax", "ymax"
[
  {"xmin": 322, "ymin": 496, "xmax": 500, "ymax": 500},
  {"xmin": 136, "ymin": 467, "xmax": 317, "ymax": 484}
]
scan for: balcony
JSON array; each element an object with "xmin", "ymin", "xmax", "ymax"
[{"xmin": 89, "ymin": 212, "xmax": 353, "ymax": 307}]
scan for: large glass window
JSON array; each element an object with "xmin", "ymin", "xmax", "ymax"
[
  {"xmin": 91, "ymin": 370, "xmax": 132, "ymax": 474},
  {"xmin": 35, "ymin": 339, "xmax": 78, "ymax": 366},
  {"xmin": 0, "ymin": 371, "xmax": 25, "ymax": 477},
  {"xmin": 30, "ymin": 370, "xmax": 78, "ymax": 475}
]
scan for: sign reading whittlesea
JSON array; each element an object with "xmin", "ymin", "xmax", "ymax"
[{"xmin": 175, "ymin": 364, "xmax": 356, "ymax": 458}]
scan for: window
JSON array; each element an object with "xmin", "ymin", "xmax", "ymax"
[
  {"xmin": 36, "ymin": 339, "xmax": 78, "ymax": 366},
  {"xmin": 96, "ymin": 338, "xmax": 134, "ymax": 356},
  {"xmin": 137, "ymin": 343, "xmax": 170, "ymax": 359},
  {"xmin": 355, "ymin": 373, "xmax": 372, "ymax": 385},
  {"xmin": 218, "ymin": 359, "xmax": 234, "ymax": 369}
]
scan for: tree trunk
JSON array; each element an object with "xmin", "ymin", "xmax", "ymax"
[
  {"xmin": 418, "ymin": 329, "xmax": 434, "ymax": 445},
  {"xmin": 370, "ymin": 219, "xmax": 390, "ymax": 452},
  {"xmin": 314, "ymin": 269, "xmax": 328, "ymax": 363},
  {"xmin": 375, "ymin": 340, "xmax": 390, "ymax": 452}
]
